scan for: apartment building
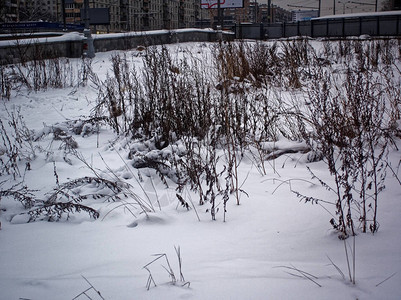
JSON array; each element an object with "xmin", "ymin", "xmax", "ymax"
[
  {"xmin": 90, "ymin": 0, "xmax": 198, "ymax": 32},
  {"xmin": 1, "ymin": 0, "xmax": 199, "ymax": 31},
  {"xmin": 64, "ymin": 0, "xmax": 82, "ymax": 24},
  {"xmin": 207, "ymin": 0, "xmax": 291, "ymax": 27},
  {"xmin": 1, "ymin": 0, "xmax": 294, "ymax": 32}
]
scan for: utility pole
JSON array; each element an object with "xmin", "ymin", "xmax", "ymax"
[
  {"xmin": 61, "ymin": 0, "xmax": 66, "ymax": 30},
  {"xmin": 338, "ymin": 0, "xmax": 351, "ymax": 14},
  {"xmin": 254, "ymin": 0, "xmax": 257, "ymax": 23},
  {"xmin": 83, "ymin": 0, "xmax": 95, "ymax": 58},
  {"xmin": 217, "ymin": 0, "xmax": 223, "ymax": 28}
]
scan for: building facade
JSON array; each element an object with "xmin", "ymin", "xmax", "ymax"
[
  {"xmin": 1, "ymin": 0, "xmax": 200, "ymax": 31},
  {"xmin": 2, "ymin": 0, "xmax": 295, "ymax": 32},
  {"xmin": 259, "ymin": 3, "xmax": 292, "ymax": 24},
  {"xmin": 207, "ymin": 0, "xmax": 292, "ymax": 27}
]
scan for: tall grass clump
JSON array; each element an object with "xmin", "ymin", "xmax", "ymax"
[
  {"xmin": 297, "ymin": 39, "xmax": 400, "ymax": 238},
  {"xmin": 86, "ymin": 38, "xmax": 401, "ymax": 225},
  {"xmin": 0, "ymin": 44, "xmax": 93, "ymax": 94}
]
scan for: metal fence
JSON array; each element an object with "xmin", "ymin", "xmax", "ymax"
[{"xmin": 236, "ymin": 13, "xmax": 401, "ymax": 40}]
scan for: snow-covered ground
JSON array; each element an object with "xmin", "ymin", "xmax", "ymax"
[{"xmin": 1, "ymin": 42, "xmax": 401, "ymax": 300}]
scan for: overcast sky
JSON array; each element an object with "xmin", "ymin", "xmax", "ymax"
[{"xmin": 257, "ymin": 0, "xmax": 383, "ymax": 16}]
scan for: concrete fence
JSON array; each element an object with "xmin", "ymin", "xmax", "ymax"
[{"xmin": 0, "ymin": 29, "xmax": 234, "ymax": 65}]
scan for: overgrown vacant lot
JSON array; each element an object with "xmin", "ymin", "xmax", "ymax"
[{"xmin": 0, "ymin": 38, "xmax": 401, "ymax": 299}]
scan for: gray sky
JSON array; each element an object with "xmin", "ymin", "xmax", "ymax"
[{"xmin": 257, "ymin": 0, "xmax": 383, "ymax": 16}]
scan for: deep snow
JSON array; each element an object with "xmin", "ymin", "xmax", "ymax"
[{"xmin": 0, "ymin": 42, "xmax": 401, "ymax": 300}]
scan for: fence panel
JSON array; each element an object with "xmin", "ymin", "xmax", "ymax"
[
  {"xmin": 299, "ymin": 21, "xmax": 312, "ymax": 37},
  {"xmin": 379, "ymin": 16, "xmax": 399, "ymax": 35},
  {"xmin": 361, "ymin": 18, "xmax": 379, "ymax": 35},
  {"xmin": 284, "ymin": 23, "xmax": 298, "ymax": 38},
  {"xmin": 344, "ymin": 18, "xmax": 361, "ymax": 36},
  {"xmin": 265, "ymin": 25, "xmax": 282, "ymax": 39},
  {"xmin": 312, "ymin": 20, "xmax": 328, "ymax": 38}
]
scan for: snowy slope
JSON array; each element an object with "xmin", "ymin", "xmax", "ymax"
[{"xmin": 0, "ymin": 42, "xmax": 400, "ymax": 300}]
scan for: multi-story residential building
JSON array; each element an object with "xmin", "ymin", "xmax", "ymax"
[
  {"xmin": 210, "ymin": 0, "xmax": 254, "ymax": 26},
  {"xmin": 119, "ymin": 0, "xmax": 197, "ymax": 32},
  {"xmin": 179, "ymin": 0, "xmax": 197, "ymax": 28},
  {"xmin": 64, "ymin": 0, "xmax": 82, "ymax": 24},
  {"xmin": 223, "ymin": 0, "xmax": 250, "ymax": 24},
  {"xmin": 259, "ymin": 3, "xmax": 291, "ymax": 24},
  {"xmin": 104, "ymin": 0, "xmax": 197, "ymax": 32},
  {"xmin": 271, "ymin": 5, "xmax": 292, "ymax": 23},
  {"xmin": 1, "ymin": 0, "xmax": 200, "ymax": 32},
  {"xmin": 2, "ymin": 0, "xmax": 293, "ymax": 32},
  {"xmin": 206, "ymin": 0, "xmax": 291, "ymax": 27},
  {"xmin": 163, "ymin": 0, "xmax": 179, "ymax": 30}
]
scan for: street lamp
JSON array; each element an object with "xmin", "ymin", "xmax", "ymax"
[{"xmin": 338, "ymin": 0, "xmax": 351, "ymax": 14}]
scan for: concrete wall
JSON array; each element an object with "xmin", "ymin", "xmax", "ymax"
[
  {"xmin": 0, "ymin": 29, "xmax": 234, "ymax": 65},
  {"xmin": 92, "ymin": 29, "xmax": 226, "ymax": 52}
]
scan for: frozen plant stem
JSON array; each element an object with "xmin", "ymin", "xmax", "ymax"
[
  {"xmin": 276, "ymin": 265, "xmax": 322, "ymax": 287},
  {"xmin": 344, "ymin": 236, "xmax": 356, "ymax": 284},
  {"xmin": 375, "ymin": 272, "xmax": 397, "ymax": 287},
  {"xmin": 143, "ymin": 247, "xmax": 190, "ymax": 290},
  {"xmin": 72, "ymin": 275, "xmax": 105, "ymax": 300}
]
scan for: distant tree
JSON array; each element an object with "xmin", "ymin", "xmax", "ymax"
[
  {"xmin": 19, "ymin": 0, "xmax": 57, "ymax": 22},
  {"xmin": 381, "ymin": 0, "xmax": 394, "ymax": 11},
  {"xmin": 0, "ymin": 0, "xmax": 16, "ymax": 22},
  {"xmin": 381, "ymin": 0, "xmax": 401, "ymax": 10},
  {"xmin": 0, "ymin": 0, "xmax": 6, "ymax": 22}
]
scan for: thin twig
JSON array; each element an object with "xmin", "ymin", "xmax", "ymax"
[
  {"xmin": 275, "ymin": 265, "xmax": 322, "ymax": 287},
  {"xmin": 72, "ymin": 275, "xmax": 105, "ymax": 300},
  {"xmin": 376, "ymin": 272, "xmax": 397, "ymax": 287},
  {"xmin": 326, "ymin": 255, "xmax": 345, "ymax": 280},
  {"xmin": 175, "ymin": 246, "xmax": 185, "ymax": 282},
  {"xmin": 344, "ymin": 239, "xmax": 352, "ymax": 283},
  {"xmin": 185, "ymin": 187, "xmax": 201, "ymax": 222}
]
